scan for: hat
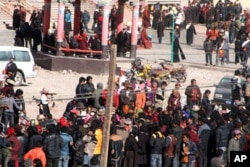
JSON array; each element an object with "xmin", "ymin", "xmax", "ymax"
[
  {"xmin": 233, "ymin": 129, "xmax": 242, "ymax": 135},
  {"xmin": 189, "ymin": 125, "xmax": 197, "ymax": 131},
  {"xmin": 192, "ymin": 105, "xmax": 200, "ymax": 111},
  {"xmin": 124, "ymin": 118, "xmax": 132, "ymax": 125},
  {"xmin": 59, "ymin": 117, "xmax": 69, "ymax": 127},
  {"xmin": 79, "ymin": 110, "xmax": 87, "ymax": 117},
  {"xmin": 117, "ymin": 119, "xmax": 125, "ymax": 127},
  {"xmin": 36, "ymin": 114, "xmax": 45, "ymax": 121},
  {"xmin": 70, "ymin": 108, "xmax": 80, "ymax": 115},
  {"xmin": 7, "ymin": 127, "xmax": 15, "ymax": 136},
  {"xmin": 97, "ymin": 107, "xmax": 105, "ymax": 116}
]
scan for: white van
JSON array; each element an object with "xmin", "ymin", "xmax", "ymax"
[{"xmin": 0, "ymin": 46, "xmax": 37, "ymax": 85}]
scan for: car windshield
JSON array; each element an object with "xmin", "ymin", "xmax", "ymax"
[
  {"xmin": 218, "ymin": 77, "xmax": 231, "ymax": 87},
  {"xmin": 0, "ymin": 51, "xmax": 12, "ymax": 61},
  {"xmin": 13, "ymin": 51, "xmax": 31, "ymax": 62},
  {"xmin": 218, "ymin": 77, "xmax": 246, "ymax": 88}
]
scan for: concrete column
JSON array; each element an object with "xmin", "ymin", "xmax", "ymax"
[
  {"xmin": 101, "ymin": 5, "xmax": 110, "ymax": 59},
  {"xmin": 73, "ymin": 0, "xmax": 81, "ymax": 35},
  {"xmin": 130, "ymin": 1, "xmax": 139, "ymax": 58},
  {"xmin": 56, "ymin": 1, "xmax": 65, "ymax": 56},
  {"xmin": 117, "ymin": 1, "xmax": 124, "ymax": 34},
  {"xmin": 43, "ymin": 0, "xmax": 51, "ymax": 35}
]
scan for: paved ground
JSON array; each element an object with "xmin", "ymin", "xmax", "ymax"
[{"xmin": 0, "ymin": 24, "xmax": 243, "ymax": 72}]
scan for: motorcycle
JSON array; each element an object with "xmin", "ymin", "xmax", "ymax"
[
  {"xmin": 160, "ymin": 62, "xmax": 187, "ymax": 82},
  {"xmin": 125, "ymin": 58, "xmax": 171, "ymax": 84}
]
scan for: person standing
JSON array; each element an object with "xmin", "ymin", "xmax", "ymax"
[
  {"xmin": 142, "ymin": 6, "xmax": 151, "ymax": 29},
  {"xmin": 228, "ymin": 130, "xmax": 242, "ymax": 164},
  {"xmin": 7, "ymin": 127, "xmax": 21, "ymax": 167},
  {"xmin": 186, "ymin": 21, "xmax": 196, "ymax": 45},
  {"xmin": 185, "ymin": 79, "xmax": 202, "ymax": 107},
  {"xmin": 155, "ymin": 81, "xmax": 168, "ymax": 110},
  {"xmin": 198, "ymin": 117, "xmax": 211, "ymax": 167},
  {"xmin": 157, "ymin": 18, "xmax": 164, "ymax": 44},
  {"xmin": 43, "ymin": 124, "xmax": 63, "ymax": 167},
  {"xmin": 203, "ymin": 36, "xmax": 214, "ymax": 66},
  {"xmin": 231, "ymin": 70, "xmax": 242, "ymax": 106},
  {"xmin": 40, "ymin": 88, "xmax": 51, "ymax": 117},
  {"xmin": 173, "ymin": 34, "xmax": 186, "ymax": 63},
  {"xmin": 242, "ymin": 75, "xmax": 250, "ymax": 110},
  {"xmin": 180, "ymin": 133, "xmax": 198, "ymax": 167},
  {"xmin": 32, "ymin": 25, "xmax": 42, "ymax": 52},
  {"xmin": 2, "ymin": 89, "xmax": 22, "ymax": 127},
  {"xmin": 81, "ymin": 10, "xmax": 90, "ymax": 33},
  {"xmin": 12, "ymin": 5, "xmax": 20, "ymax": 30},
  {"xmin": 64, "ymin": 7, "xmax": 72, "ymax": 32},
  {"xmin": 149, "ymin": 125, "xmax": 165, "ymax": 167},
  {"xmin": 58, "ymin": 127, "xmax": 73, "ymax": 167},
  {"xmin": 163, "ymin": 128, "xmax": 177, "ymax": 167}
]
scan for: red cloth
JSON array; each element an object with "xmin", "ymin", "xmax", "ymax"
[
  {"xmin": 7, "ymin": 135, "xmax": 21, "ymax": 167},
  {"xmin": 141, "ymin": 28, "xmax": 152, "ymax": 49},
  {"xmin": 188, "ymin": 131, "xmax": 200, "ymax": 144}
]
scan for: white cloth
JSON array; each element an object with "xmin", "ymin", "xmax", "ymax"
[{"xmin": 40, "ymin": 94, "xmax": 48, "ymax": 104}]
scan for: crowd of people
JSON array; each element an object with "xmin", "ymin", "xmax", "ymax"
[
  {"xmin": 1, "ymin": 63, "xmax": 250, "ymax": 167},
  {"xmin": 2, "ymin": 1, "xmax": 250, "ymax": 167}
]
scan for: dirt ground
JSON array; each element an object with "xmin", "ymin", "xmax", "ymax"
[{"xmin": 19, "ymin": 65, "xmax": 232, "ymax": 119}]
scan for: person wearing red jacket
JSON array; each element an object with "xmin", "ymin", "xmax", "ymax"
[
  {"xmin": 7, "ymin": 127, "xmax": 20, "ymax": 167},
  {"xmin": 187, "ymin": 125, "xmax": 200, "ymax": 145},
  {"xmin": 101, "ymin": 88, "xmax": 119, "ymax": 109}
]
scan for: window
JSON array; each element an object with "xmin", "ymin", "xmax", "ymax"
[
  {"xmin": 0, "ymin": 51, "xmax": 12, "ymax": 61},
  {"xmin": 13, "ymin": 51, "xmax": 30, "ymax": 62}
]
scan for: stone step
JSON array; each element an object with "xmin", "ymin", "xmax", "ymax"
[{"xmin": 28, "ymin": 0, "xmax": 96, "ymax": 30}]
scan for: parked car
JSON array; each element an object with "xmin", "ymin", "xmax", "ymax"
[
  {"xmin": 213, "ymin": 75, "xmax": 246, "ymax": 109},
  {"xmin": 0, "ymin": 46, "xmax": 37, "ymax": 85}
]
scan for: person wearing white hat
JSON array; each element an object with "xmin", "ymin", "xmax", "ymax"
[{"xmin": 228, "ymin": 129, "xmax": 242, "ymax": 162}]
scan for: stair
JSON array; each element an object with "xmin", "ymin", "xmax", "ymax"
[
  {"xmin": 0, "ymin": 2, "xmax": 13, "ymax": 27},
  {"xmin": 27, "ymin": 0, "xmax": 97, "ymax": 31}
]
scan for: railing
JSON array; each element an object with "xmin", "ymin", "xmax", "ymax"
[{"xmin": 43, "ymin": 44, "xmax": 102, "ymax": 55}]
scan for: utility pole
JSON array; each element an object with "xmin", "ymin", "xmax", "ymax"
[
  {"xmin": 100, "ymin": 45, "xmax": 117, "ymax": 167},
  {"xmin": 171, "ymin": 14, "xmax": 175, "ymax": 63}
]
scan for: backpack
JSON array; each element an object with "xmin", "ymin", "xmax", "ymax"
[{"xmin": 69, "ymin": 37, "xmax": 78, "ymax": 49}]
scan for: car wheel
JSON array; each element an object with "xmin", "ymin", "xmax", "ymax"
[{"xmin": 15, "ymin": 71, "xmax": 23, "ymax": 86}]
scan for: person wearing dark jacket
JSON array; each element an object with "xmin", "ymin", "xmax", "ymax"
[
  {"xmin": 157, "ymin": 18, "xmax": 164, "ymax": 44},
  {"xmin": 14, "ymin": 89, "xmax": 25, "ymax": 124},
  {"xmin": 136, "ymin": 125, "xmax": 149, "ymax": 167},
  {"xmin": 28, "ymin": 126, "xmax": 43, "ymax": 150},
  {"xmin": 75, "ymin": 77, "xmax": 86, "ymax": 106},
  {"xmin": 72, "ymin": 131, "xmax": 84, "ymax": 166},
  {"xmin": 108, "ymin": 124, "xmax": 123, "ymax": 167},
  {"xmin": 82, "ymin": 76, "xmax": 95, "ymax": 107},
  {"xmin": 43, "ymin": 124, "xmax": 63, "ymax": 167},
  {"xmin": 186, "ymin": 21, "xmax": 196, "ymax": 45},
  {"xmin": 203, "ymin": 36, "xmax": 214, "ymax": 66},
  {"xmin": 149, "ymin": 125, "xmax": 165, "ymax": 167},
  {"xmin": 14, "ymin": 124, "xmax": 28, "ymax": 167},
  {"xmin": 32, "ymin": 25, "xmax": 42, "ymax": 52},
  {"xmin": 215, "ymin": 118, "xmax": 231, "ymax": 162},
  {"xmin": 172, "ymin": 120, "xmax": 184, "ymax": 167},
  {"xmin": 22, "ymin": 22, "xmax": 33, "ymax": 49},
  {"xmin": 123, "ymin": 127, "xmax": 138, "ymax": 167},
  {"xmin": 198, "ymin": 117, "xmax": 211, "ymax": 167}
]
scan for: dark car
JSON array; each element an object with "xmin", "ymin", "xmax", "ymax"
[{"xmin": 213, "ymin": 76, "xmax": 246, "ymax": 109}]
